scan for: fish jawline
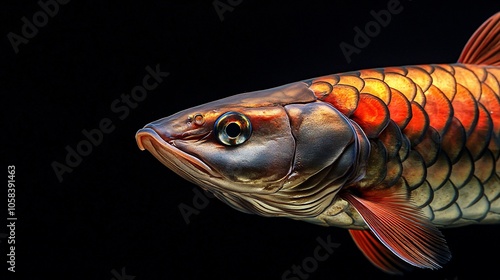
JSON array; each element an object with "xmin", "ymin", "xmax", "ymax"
[{"xmin": 135, "ymin": 128, "xmax": 221, "ymax": 182}]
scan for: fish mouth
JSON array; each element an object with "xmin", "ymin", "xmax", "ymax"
[{"xmin": 135, "ymin": 127, "xmax": 222, "ymax": 182}]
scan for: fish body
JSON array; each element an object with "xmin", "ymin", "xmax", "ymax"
[
  {"xmin": 298, "ymin": 63, "xmax": 500, "ymax": 271},
  {"xmin": 304, "ymin": 63, "xmax": 500, "ymax": 229},
  {"xmin": 136, "ymin": 13, "xmax": 500, "ymax": 274}
]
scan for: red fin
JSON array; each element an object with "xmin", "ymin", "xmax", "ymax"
[
  {"xmin": 342, "ymin": 187, "xmax": 451, "ymax": 271},
  {"xmin": 349, "ymin": 229, "xmax": 412, "ymax": 275},
  {"xmin": 458, "ymin": 12, "xmax": 500, "ymax": 66}
]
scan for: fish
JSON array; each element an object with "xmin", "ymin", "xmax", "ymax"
[{"xmin": 135, "ymin": 12, "xmax": 500, "ymax": 274}]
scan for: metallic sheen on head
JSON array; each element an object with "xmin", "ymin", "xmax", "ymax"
[{"xmin": 136, "ymin": 82, "xmax": 368, "ymax": 218}]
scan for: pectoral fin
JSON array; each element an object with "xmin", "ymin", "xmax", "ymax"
[
  {"xmin": 349, "ymin": 229, "xmax": 412, "ymax": 275},
  {"xmin": 342, "ymin": 187, "xmax": 451, "ymax": 273}
]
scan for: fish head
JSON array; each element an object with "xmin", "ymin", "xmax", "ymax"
[{"xmin": 136, "ymin": 82, "xmax": 369, "ymax": 217}]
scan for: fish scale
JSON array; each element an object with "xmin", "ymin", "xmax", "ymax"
[
  {"xmin": 307, "ymin": 64, "xmax": 500, "ymax": 228},
  {"xmin": 136, "ymin": 12, "xmax": 500, "ymax": 273}
]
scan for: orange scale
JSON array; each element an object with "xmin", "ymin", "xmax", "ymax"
[
  {"xmin": 484, "ymin": 71, "xmax": 500, "ymax": 94},
  {"xmin": 413, "ymin": 85, "xmax": 426, "ymax": 107},
  {"xmin": 466, "ymin": 104, "xmax": 493, "ymax": 161},
  {"xmin": 351, "ymin": 94, "xmax": 390, "ymax": 138},
  {"xmin": 319, "ymin": 84, "xmax": 360, "ymax": 117},
  {"xmin": 387, "ymin": 88, "xmax": 412, "ymax": 130},
  {"xmin": 479, "ymin": 83, "xmax": 500, "ymax": 139},
  {"xmin": 453, "ymin": 65, "xmax": 482, "ymax": 100},
  {"xmin": 359, "ymin": 69, "xmax": 384, "ymax": 80},
  {"xmin": 310, "ymin": 81, "xmax": 333, "ymax": 98},
  {"xmin": 437, "ymin": 64, "xmax": 454, "ymax": 74},
  {"xmin": 360, "ymin": 78, "xmax": 391, "ymax": 104},
  {"xmin": 384, "ymin": 66, "xmax": 407, "ymax": 75},
  {"xmin": 487, "ymin": 68, "xmax": 500, "ymax": 85},
  {"xmin": 338, "ymin": 74, "xmax": 365, "ymax": 92},
  {"xmin": 312, "ymin": 75, "xmax": 340, "ymax": 86},
  {"xmin": 451, "ymin": 84, "xmax": 479, "ymax": 137},
  {"xmin": 416, "ymin": 64, "xmax": 434, "ymax": 74},
  {"xmin": 383, "ymin": 72, "xmax": 416, "ymax": 102},
  {"xmin": 463, "ymin": 65, "xmax": 486, "ymax": 82},
  {"xmin": 406, "ymin": 66, "xmax": 433, "ymax": 93},
  {"xmin": 424, "ymin": 85, "xmax": 453, "ymax": 137},
  {"xmin": 430, "ymin": 66, "xmax": 456, "ymax": 100},
  {"xmin": 403, "ymin": 102, "xmax": 429, "ymax": 146}
]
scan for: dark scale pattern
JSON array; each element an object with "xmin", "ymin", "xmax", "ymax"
[{"xmin": 309, "ymin": 64, "xmax": 500, "ymax": 227}]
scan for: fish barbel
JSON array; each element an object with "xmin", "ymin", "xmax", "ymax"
[{"xmin": 136, "ymin": 12, "xmax": 500, "ymax": 274}]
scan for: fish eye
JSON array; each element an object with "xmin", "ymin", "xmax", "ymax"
[{"xmin": 214, "ymin": 111, "xmax": 252, "ymax": 146}]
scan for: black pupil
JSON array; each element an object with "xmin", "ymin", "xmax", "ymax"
[{"xmin": 226, "ymin": 122, "xmax": 241, "ymax": 138}]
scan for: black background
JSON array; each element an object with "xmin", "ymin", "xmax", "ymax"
[{"xmin": 2, "ymin": 1, "xmax": 500, "ymax": 279}]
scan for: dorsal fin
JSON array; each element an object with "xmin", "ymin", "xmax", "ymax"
[{"xmin": 458, "ymin": 12, "xmax": 500, "ymax": 66}]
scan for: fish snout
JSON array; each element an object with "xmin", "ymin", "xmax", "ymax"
[
  {"xmin": 135, "ymin": 113, "xmax": 212, "ymax": 150},
  {"xmin": 145, "ymin": 117, "xmax": 182, "ymax": 142},
  {"xmin": 135, "ymin": 115, "xmax": 179, "ymax": 150}
]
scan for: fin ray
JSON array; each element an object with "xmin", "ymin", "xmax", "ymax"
[
  {"xmin": 342, "ymin": 188, "xmax": 451, "ymax": 270},
  {"xmin": 349, "ymin": 229, "xmax": 412, "ymax": 274},
  {"xmin": 458, "ymin": 12, "xmax": 500, "ymax": 66}
]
